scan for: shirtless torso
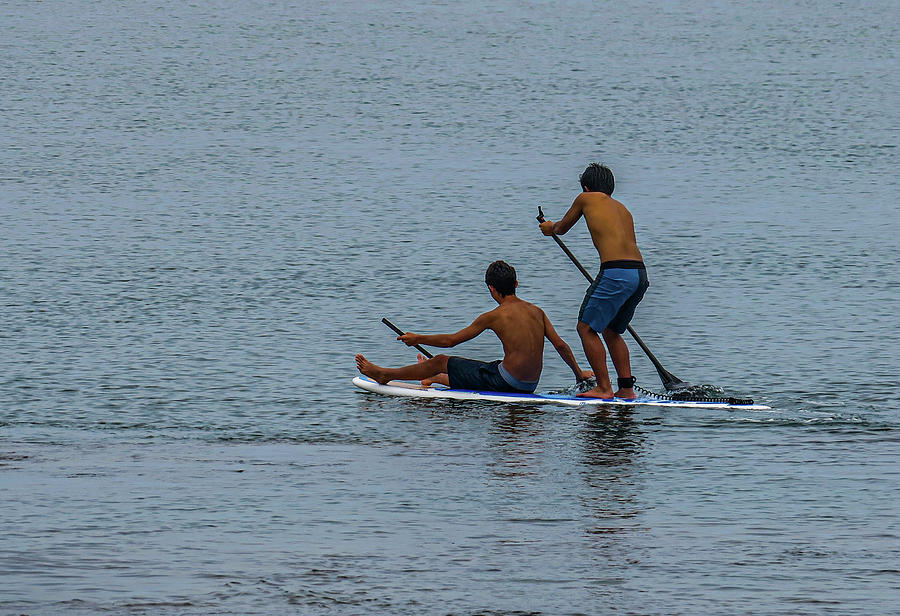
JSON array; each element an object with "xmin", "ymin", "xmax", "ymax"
[
  {"xmin": 469, "ymin": 295, "xmax": 548, "ymax": 382},
  {"xmin": 404, "ymin": 293, "xmax": 574, "ymax": 383},
  {"xmin": 546, "ymin": 191, "xmax": 643, "ymax": 264}
]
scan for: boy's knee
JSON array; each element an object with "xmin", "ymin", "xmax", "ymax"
[
  {"xmin": 577, "ymin": 321, "xmax": 595, "ymax": 336},
  {"xmin": 602, "ymin": 328, "xmax": 622, "ymax": 341}
]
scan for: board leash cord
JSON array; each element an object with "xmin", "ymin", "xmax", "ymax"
[{"xmin": 634, "ymin": 383, "xmax": 754, "ymax": 406}]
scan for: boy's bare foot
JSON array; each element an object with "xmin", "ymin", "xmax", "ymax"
[
  {"xmin": 355, "ymin": 354, "xmax": 391, "ymax": 385},
  {"xmin": 613, "ymin": 388, "xmax": 635, "ymax": 399},
  {"xmin": 576, "ymin": 386, "xmax": 614, "ymax": 399}
]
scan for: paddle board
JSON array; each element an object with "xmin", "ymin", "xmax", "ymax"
[{"xmin": 353, "ymin": 376, "xmax": 771, "ymax": 410}]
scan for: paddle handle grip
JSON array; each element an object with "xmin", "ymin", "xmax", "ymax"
[{"xmin": 381, "ymin": 317, "xmax": 434, "ymax": 359}]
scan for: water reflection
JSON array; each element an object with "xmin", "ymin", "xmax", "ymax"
[
  {"xmin": 580, "ymin": 408, "xmax": 646, "ymax": 535},
  {"xmin": 491, "ymin": 404, "xmax": 544, "ymax": 435},
  {"xmin": 487, "ymin": 404, "xmax": 545, "ymax": 479},
  {"xmin": 581, "ymin": 408, "xmax": 644, "ymax": 468}
]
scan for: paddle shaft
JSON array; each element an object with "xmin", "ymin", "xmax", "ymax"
[
  {"xmin": 536, "ymin": 206, "xmax": 685, "ymax": 390},
  {"xmin": 381, "ymin": 317, "xmax": 434, "ymax": 359}
]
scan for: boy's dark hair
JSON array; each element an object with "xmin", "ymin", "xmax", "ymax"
[
  {"xmin": 579, "ymin": 163, "xmax": 615, "ymax": 194},
  {"xmin": 485, "ymin": 260, "xmax": 517, "ymax": 296}
]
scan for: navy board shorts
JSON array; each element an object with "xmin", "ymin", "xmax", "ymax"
[
  {"xmin": 446, "ymin": 357, "xmax": 538, "ymax": 394},
  {"xmin": 578, "ymin": 260, "xmax": 649, "ymax": 334}
]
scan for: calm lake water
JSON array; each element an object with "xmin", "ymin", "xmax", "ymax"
[{"xmin": 2, "ymin": 0, "xmax": 898, "ymax": 614}]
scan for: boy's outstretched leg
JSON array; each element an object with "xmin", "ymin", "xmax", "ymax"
[
  {"xmin": 356, "ymin": 353, "xmax": 450, "ymax": 385},
  {"xmin": 603, "ymin": 328, "xmax": 635, "ymax": 398},
  {"xmin": 417, "ymin": 353, "xmax": 450, "ymax": 387},
  {"xmin": 576, "ymin": 321, "xmax": 614, "ymax": 398}
]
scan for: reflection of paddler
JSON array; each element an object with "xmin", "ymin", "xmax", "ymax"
[
  {"xmin": 540, "ymin": 163, "xmax": 649, "ymax": 400},
  {"xmin": 581, "ymin": 410, "xmax": 645, "ymax": 537},
  {"xmin": 356, "ymin": 261, "xmax": 593, "ymax": 392}
]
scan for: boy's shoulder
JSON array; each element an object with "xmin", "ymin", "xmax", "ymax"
[
  {"xmin": 489, "ymin": 297, "xmax": 538, "ymax": 311},
  {"xmin": 500, "ymin": 298, "xmax": 544, "ymax": 318},
  {"xmin": 578, "ymin": 191, "xmax": 618, "ymax": 207},
  {"xmin": 581, "ymin": 192, "xmax": 632, "ymax": 219}
]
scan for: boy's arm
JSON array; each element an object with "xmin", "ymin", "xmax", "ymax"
[
  {"xmin": 543, "ymin": 311, "xmax": 593, "ymax": 381},
  {"xmin": 539, "ymin": 194, "xmax": 584, "ymax": 236},
  {"xmin": 399, "ymin": 312, "xmax": 492, "ymax": 349}
]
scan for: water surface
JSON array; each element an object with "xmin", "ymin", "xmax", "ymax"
[{"xmin": 2, "ymin": 0, "xmax": 898, "ymax": 614}]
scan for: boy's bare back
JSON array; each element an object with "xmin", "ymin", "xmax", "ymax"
[
  {"xmin": 573, "ymin": 192, "xmax": 643, "ymax": 263},
  {"xmin": 480, "ymin": 297, "xmax": 547, "ymax": 382}
]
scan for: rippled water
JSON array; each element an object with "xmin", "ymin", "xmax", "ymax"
[{"xmin": 2, "ymin": 0, "xmax": 898, "ymax": 614}]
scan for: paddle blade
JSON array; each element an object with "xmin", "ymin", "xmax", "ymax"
[{"xmin": 659, "ymin": 369, "xmax": 689, "ymax": 391}]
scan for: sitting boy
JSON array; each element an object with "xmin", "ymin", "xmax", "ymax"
[{"xmin": 356, "ymin": 260, "xmax": 592, "ymax": 392}]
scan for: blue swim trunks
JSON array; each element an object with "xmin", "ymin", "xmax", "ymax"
[{"xmin": 578, "ymin": 260, "xmax": 649, "ymax": 334}]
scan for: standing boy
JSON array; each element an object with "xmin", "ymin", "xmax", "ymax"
[
  {"xmin": 356, "ymin": 261, "xmax": 592, "ymax": 392},
  {"xmin": 539, "ymin": 163, "xmax": 649, "ymax": 399}
]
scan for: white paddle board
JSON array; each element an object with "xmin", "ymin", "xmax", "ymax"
[{"xmin": 353, "ymin": 376, "xmax": 770, "ymax": 410}]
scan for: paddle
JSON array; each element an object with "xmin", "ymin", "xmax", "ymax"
[
  {"xmin": 381, "ymin": 317, "xmax": 434, "ymax": 359},
  {"xmin": 536, "ymin": 206, "xmax": 687, "ymax": 391}
]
